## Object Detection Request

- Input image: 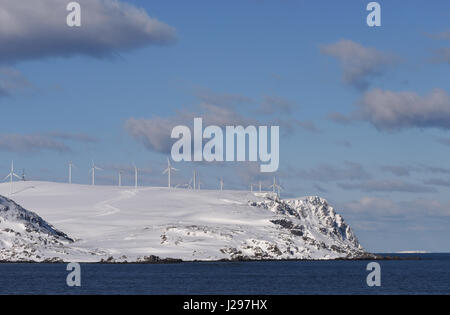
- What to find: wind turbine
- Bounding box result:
[196,172,202,190]
[269,177,277,193]
[163,158,177,188]
[268,177,283,197]
[68,161,75,184]
[219,178,224,191]
[276,182,283,197]
[193,170,197,191]
[133,164,138,189]
[4,161,20,195]
[118,171,122,187]
[89,161,102,186]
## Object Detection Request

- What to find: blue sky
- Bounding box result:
[1,0,450,252]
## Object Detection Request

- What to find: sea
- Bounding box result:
[0,253,448,295]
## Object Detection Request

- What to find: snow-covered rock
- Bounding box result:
[0,195,95,262]
[0,181,371,262]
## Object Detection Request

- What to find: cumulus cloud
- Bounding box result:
[338,180,437,193]
[332,88,450,131]
[320,40,398,90]
[125,102,257,154]
[356,88,450,131]
[125,117,177,154]
[0,0,176,64]
[126,87,318,154]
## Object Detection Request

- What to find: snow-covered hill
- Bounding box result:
[0,181,370,262]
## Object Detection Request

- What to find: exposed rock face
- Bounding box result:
[243,194,368,260]
[0,195,73,241]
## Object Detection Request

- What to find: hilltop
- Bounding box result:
[0,181,370,262]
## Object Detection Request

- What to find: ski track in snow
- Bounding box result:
[92,190,136,218]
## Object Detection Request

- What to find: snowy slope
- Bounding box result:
[0,181,370,262]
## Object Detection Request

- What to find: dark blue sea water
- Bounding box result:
[0,253,448,294]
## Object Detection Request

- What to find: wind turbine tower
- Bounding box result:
[90,161,102,186]
[118,171,122,187]
[134,165,138,189]
[163,158,178,188]
[220,178,224,191]
[193,170,197,191]
[4,161,20,195]
[68,162,75,184]
[196,172,202,190]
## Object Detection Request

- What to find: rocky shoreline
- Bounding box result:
[0,253,421,264]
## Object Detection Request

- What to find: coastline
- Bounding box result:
[0,253,422,264]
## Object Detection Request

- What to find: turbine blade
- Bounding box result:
[4,174,11,181]
[13,173,21,179]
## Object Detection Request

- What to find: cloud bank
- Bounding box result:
[0,0,176,64]
[357,88,450,131]
[331,88,450,131]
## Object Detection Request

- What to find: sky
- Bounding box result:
[1,0,450,252]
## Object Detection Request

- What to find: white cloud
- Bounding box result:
[321,40,398,90]
[0,0,176,64]
[358,88,450,131]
